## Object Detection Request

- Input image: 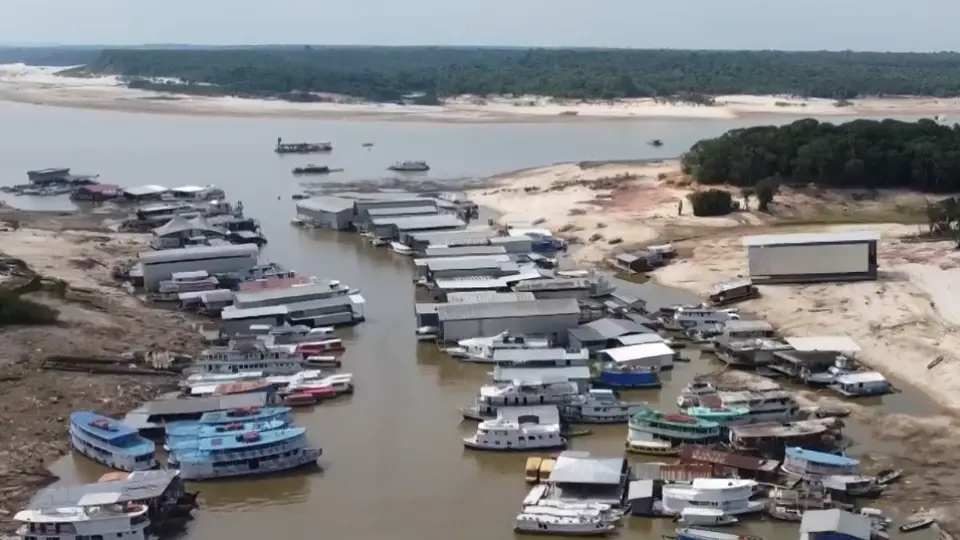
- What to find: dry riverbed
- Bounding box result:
[472,160,960,526]
[0,214,203,529]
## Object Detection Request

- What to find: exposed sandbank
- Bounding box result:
[3,64,960,122]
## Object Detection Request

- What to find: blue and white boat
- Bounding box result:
[165,419,289,450]
[69,411,157,471]
[594,367,661,389]
[675,528,763,540]
[167,427,321,480]
[164,406,293,435]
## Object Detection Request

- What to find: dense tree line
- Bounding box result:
[83,47,960,102]
[682,119,960,194]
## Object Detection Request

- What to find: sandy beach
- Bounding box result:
[3,63,960,122]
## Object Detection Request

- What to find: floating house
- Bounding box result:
[408,228,497,252]
[122,185,170,202]
[490,348,591,367]
[782,447,860,479]
[295,197,355,230]
[232,281,353,309]
[436,298,580,344]
[424,245,508,258]
[599,342,675,371]
[513,276,617,300]
[542,451,630,505]
[799,509,872,540]
[493,366,592,392]
[72,183,120,201]
[508,228,564,252]
[567,318,656,353]
[613,250,662,273]
[677,445,780,481]
[430,268,546,298]
[417,255,515,281]
[728,419,844,458]
[354,197,438,225]
[138,244,259,292]
[220,295,365,334]
[370,214,465,241]
[830,372,891,397]
[742,230,879,284]
[708,278,760,306]
[122,393,269,438]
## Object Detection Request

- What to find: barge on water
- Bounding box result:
[275,138,332,154]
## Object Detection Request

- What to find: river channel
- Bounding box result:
[0,100,943,540]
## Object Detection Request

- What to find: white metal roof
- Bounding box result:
[296,196,355,213]
[170,185,207,193]
[138,243,258,265]
[370,214,465,229]
[494,365,591,382]
[800,509,871,540]
[491,348,590,363]
[549,451,625,485]
[615,333,666,346]
[433,266,545,290]
[437,298,579,321]
[600,342,674,363]
[834,371,887,384]
[423,255,512,272]
[784,336,861,353]
[446,291,535,304]
[742,230,880,247]
[122,184,169,197]
[497,405,561,424]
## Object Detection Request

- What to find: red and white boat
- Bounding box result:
[283,393,320,407]
[297,339,345,356]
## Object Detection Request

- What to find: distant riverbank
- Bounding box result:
[3,64,960,123]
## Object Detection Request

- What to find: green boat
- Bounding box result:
[628,409,722,445]
[682,406,750,425]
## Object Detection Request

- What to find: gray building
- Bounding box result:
[545,451,630,505]
[415,291,534,327]
[493,365,592,391]
[436,298,580,344]
[220,294,365,334]
[627,480,655,516]
[355,197,437,225]
[370,214,466,241]
[490,235,534,254]
[138,244,259,292]
[366,204,438,220]
[295,197,355,230]
[799,509,871,540]
[408,228,496,252]
[424,245,508,258]
[743,230,879,284]
[567,317,656,353]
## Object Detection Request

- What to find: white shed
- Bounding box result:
[599,342,674,369]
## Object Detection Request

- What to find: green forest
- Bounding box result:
[80,47,960,102]
[682,118,960,193]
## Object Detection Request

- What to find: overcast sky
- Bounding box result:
[3,0,957,51]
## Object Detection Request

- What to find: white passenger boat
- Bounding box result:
[562,389,646,424]
[676,381,717,407]
[514,513,616,536]
[677,508,738,526]
[461,379,580,420]
[661,478,764,516]
[703,389,800,423]
[283,373,354,396]
[389,242,414,255]
[14,502,151,540]
[522,505,624,522]
[167,427,321,480]
[463,418,566,452]
[660,306,740,331]
[189,342,305,376]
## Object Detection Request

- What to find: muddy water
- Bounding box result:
[0,100,942,539]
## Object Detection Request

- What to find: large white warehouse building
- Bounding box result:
[742,230,879,284]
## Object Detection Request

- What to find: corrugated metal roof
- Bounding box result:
[425,245,508,258]
[447,291,536,304]
[513,278,590,292]
[490,236,532,246]
[580,318,650,339]
[233,283,347,307]
[723,320,774,332]
[494,365,591,382]
[835,371,887,384]
[220,304,288,320]
[424,255,512,272]
[742,230,880,247]
[410,228,495,243]
[784,336,861,353]
[800,509,871,540]
[31,470,179,509]
[601,342,674,362]
[142,393,266,415]
[370,214,465,229]
[491,348,590,363]
[615,333,665,346]
[437,298,579,321]
[633,463,713,482]
[296,197,355,213]
[138,244,258,264]
[366,205,437,217]
[549,452,625,485]
[433,266,546,291]
[122,184,169,197]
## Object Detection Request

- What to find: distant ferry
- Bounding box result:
[292,164,331,174]
[167,427,322,480]
[388,160,430,172]
[69,411,157,471]
[275,138,332,154]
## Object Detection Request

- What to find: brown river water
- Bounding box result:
[0,101,944,540]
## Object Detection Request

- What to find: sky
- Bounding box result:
[2,0,958,51]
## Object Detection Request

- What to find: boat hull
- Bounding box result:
[174,447,321,480]
[514,525,615,536]
[594,370,661,389]
[69,425,157,472]
[463,438,566,452]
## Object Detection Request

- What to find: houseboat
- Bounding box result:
[282,373,354,396]
[14,502,151,540]
[661,478,764,516]
[660,306,740,331]
[275,140,332,154]
[628,409,722,449]
[700,390,800,423]
[388,160,430,172]
[460,379,580,420]
[296,338,346,355]
[167,427,321,480]
[190,342,305,376]
[681,406,750,426]
[292,164,330,175]
[677,508,738,527]
[561,389,646,424]
[464,419,566,451]
[712,337,793,368]
[514,513,616,536]
[168,406,293,430]
[593,365,661,389]
[781,447,861,478]
[444,331,551,362]
[165,419,289,447]
[677,381,717,407]
[69,411,157,471]
[708,278,760,306]
[829,372,891,397]
[768,350,859,386]
[689,320,775,347]
[728,418,845,457]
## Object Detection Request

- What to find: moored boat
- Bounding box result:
[629,409,722,446]
[625,437,680,456]
[69,411,157,471]
[593,366,661,389]
[681,405,750,426]
[676,508,738,527]
[514,512,616,536]
[283,392,321,407]
[292,164,331,174]
[14,502,151,540]
[165,419,289,443]
[167,427,321,480]
[661,479,764,516]
[766,505,803,522]
[525,457,544,483]
[674,528,763,540]
[390,242,414,255]
[388,160,430,172]
[562,389,646,424]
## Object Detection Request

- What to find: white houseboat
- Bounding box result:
[514,513,616,536]
[660,306,740,331]
[463,406,566,452]
[661,478,764,516]
[14,502,151,540]
[445,331,552,362]
[69,412,157,471]
[561,389,646,424]
[829,372,891,397]
[700,389,800,423]
[781,447,861,479]
[189,342,304,376]
[461,378,580,420]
